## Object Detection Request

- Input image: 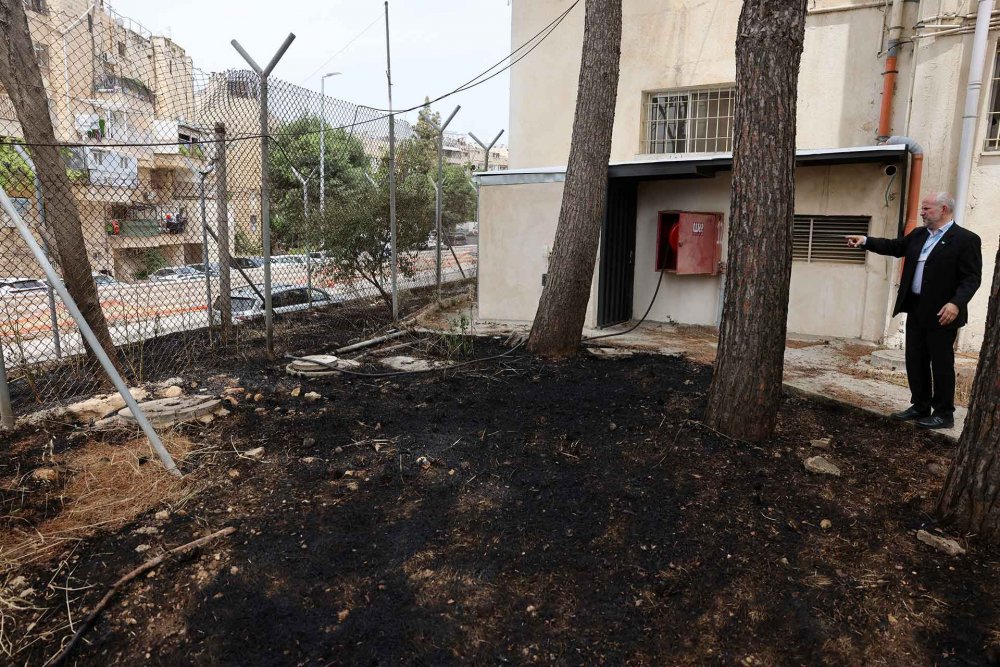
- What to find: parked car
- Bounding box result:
[213,284,340,322]
[93,272,118,287]
[0,277,48,295]
[148,266,202,283]
[444,232,468,246]
[272,254,306,266]
[187,262,220,277]
[231,256,262,270]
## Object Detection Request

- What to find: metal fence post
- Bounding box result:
[0,186,179,476]
[0,347,14,429]
[215,123,232,342]
[435,106,460,301]
[232,33,296,358]
[198,166,214,335]
[385,0,399,321]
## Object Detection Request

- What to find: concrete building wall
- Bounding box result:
[506,0,1000,350]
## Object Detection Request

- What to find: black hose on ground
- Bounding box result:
[582,270,665,343]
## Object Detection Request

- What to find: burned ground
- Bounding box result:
[2,329,998,666]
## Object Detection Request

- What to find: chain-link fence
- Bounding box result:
[0,2,478,416]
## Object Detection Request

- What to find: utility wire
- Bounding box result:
[300,11,384,84]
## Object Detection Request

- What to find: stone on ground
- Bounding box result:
[804,456,842,477]
[916,529,966,556]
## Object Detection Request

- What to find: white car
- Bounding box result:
[214,284,340,322]
[149,266,203,283]
[93,273,119,287]
[271,255,307,266]
[0,277,48,295]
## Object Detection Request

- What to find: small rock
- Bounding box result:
[154,510,170,521]
[773,451,782,459]
[230,566,240,575]
[337,609,350,623]
[221,387,245,397]
[135,544,151,553]
[301,457,317,464]
[304,392,322,402]
[810,437,833,449]
[159,385,184,399]
[254,407,267,415]
[820,519,832,530]
[303,437,316,448]
[291,387,301,397]
[213,408,231,417]
[779,557,789,566]
[134,526,159,535]
[416,456,431,469]
[245,447,265,461]
[198,414,215,424]
[927,463,948,477]
[253,393,264,402]
[916,529,966,556]
[804,456,841,477]
[334,446,344,454]
[227,469,240,479]
[31,468,59,483]
[526,604,537,613]
[346,481,359,492]
[609,422,618,432]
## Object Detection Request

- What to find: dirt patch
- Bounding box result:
[2,335,998,666]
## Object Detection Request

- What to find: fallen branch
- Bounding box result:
[45,526,236,666]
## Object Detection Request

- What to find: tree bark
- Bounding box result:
[937,245,1000,543]
[0,0,125,378]
[703,0,807,441]
[526,0,622,358]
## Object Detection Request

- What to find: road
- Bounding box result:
[1,246,477,368]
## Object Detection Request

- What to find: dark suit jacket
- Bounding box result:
[864,224,982,329]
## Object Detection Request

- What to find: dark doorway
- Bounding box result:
[597,179,637,327]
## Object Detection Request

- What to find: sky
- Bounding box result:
[107,0,514,141]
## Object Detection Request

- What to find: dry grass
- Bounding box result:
[0,434,200,658]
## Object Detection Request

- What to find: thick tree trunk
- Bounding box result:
[0,0,125,378]
[526,0,622,358]
[937,245,1000,543]
[703,0,807,441]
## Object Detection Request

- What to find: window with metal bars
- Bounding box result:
[985,45,1000,152]
[643,86,734,154]
[793,216,870,264]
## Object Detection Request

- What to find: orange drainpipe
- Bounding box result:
[878,53,899,140]
[903,151,923,234]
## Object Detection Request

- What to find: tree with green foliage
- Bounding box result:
[267,115,369,250]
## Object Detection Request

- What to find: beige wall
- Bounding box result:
[480,162,903,341]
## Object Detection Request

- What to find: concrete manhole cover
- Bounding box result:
[286,355,361,377]
[870,349,906,371]
[118,395,222,427]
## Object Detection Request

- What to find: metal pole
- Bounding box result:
[0,186,179,475]
[0,345,13,429]
[13,145,63,358]
[435,106,460,301]
[215,123,233,342]
[232,33,296,358]
[385,1,399,321]
[199,170,213,334]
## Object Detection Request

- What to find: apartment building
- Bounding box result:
[478,0,1000,352]
[1,0,227,280]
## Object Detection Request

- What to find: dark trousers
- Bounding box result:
[905,298,957,416]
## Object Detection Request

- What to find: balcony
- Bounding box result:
[106,218,200,249]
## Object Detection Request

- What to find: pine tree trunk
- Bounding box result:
[703,0,807,441]
[527,0,622,358]
[0,0,126,379]
[937,245,1000,543]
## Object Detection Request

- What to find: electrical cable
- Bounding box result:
[301,11,384,84]
[284,341,525,379]
[582,270,665,343]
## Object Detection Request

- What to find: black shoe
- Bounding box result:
[916,414,954,430]
[891,406,931,421]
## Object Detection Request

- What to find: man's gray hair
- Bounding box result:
[934,192,956,212]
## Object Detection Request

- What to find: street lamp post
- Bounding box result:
[319,72,341,216]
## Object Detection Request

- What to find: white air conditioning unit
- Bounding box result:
[101,52,116,66]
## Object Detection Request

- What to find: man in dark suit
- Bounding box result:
[845,192,982,429]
